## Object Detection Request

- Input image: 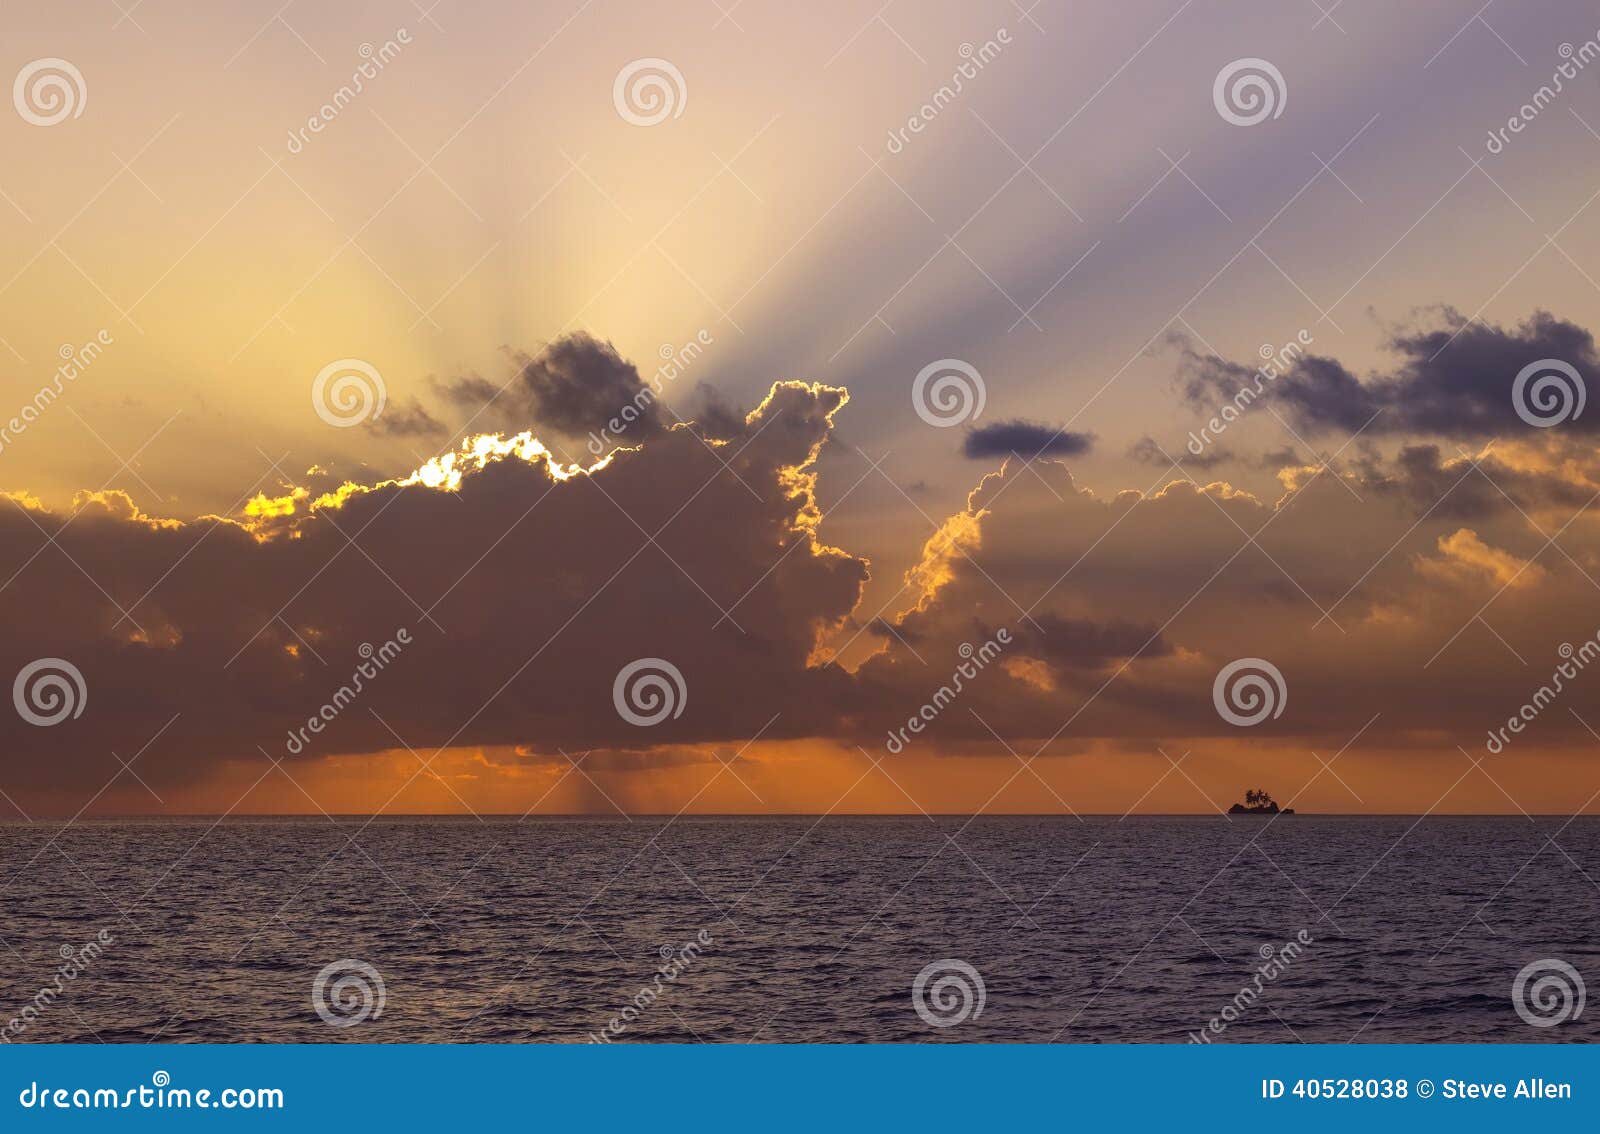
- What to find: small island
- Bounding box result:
[1228,788,1294,815]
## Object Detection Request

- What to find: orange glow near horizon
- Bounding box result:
[49,740,1600,819]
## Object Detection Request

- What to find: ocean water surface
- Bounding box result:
[1,815,1595,1043]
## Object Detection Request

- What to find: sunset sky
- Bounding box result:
[5,0,1600,815]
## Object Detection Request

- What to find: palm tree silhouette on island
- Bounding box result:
[1229,788,1294,815]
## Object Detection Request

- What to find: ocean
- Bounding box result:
[1,815,1595,1042]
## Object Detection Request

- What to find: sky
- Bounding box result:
[4,0,1600,815]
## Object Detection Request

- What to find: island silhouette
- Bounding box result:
[1228,788,1294,815]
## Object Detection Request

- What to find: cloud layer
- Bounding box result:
[3,321,1599,804]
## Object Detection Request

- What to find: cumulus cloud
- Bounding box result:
[963,420,1094,459]
[849,431,1600,753]
[0,381,863,793]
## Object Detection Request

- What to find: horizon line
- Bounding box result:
[6,810,1600,821]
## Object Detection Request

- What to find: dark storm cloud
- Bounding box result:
[514,334,669,439]
[963,420,1094,459]
[433,334,670,441]
[1180,311,1599,438]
